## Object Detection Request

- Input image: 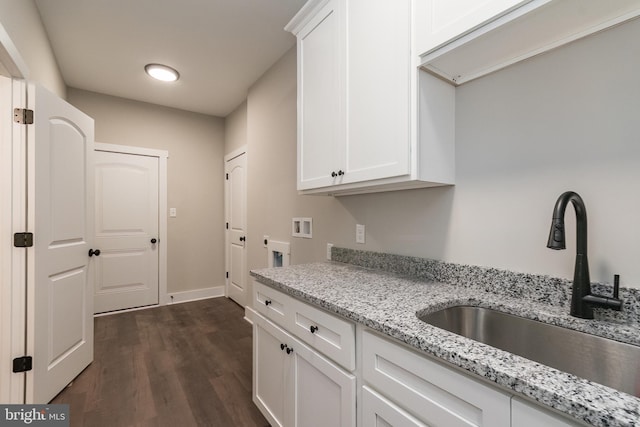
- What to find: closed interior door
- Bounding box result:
[28,83,94,403]
[225,152,247,306]
[93,150,159,313]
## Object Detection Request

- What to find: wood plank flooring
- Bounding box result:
[52,297,269,427]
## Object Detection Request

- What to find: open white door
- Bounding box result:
[225,149,247,307]
[26,83,94,403]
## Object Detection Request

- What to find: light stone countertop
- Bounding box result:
[251,260,640,427]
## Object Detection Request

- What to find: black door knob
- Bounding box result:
[310,325,318,334]
[331,171,337,177]
[88,249,101,257]
[286,347,294,355]
[265,300,272,306]
[338,170,344,176]
[151,238,157,244]
[239,236,246,242]
[280,343,287,351]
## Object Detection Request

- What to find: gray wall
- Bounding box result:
[225,100,247,154]
[68,88,226,294]
[0,0,66,97]
[245,18,640,292]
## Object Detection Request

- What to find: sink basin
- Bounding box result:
[418,306,640,397]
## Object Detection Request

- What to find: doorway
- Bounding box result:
[93,143,168,313]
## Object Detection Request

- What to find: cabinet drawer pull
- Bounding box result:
[265,300,272,306]
[310,325,319,334]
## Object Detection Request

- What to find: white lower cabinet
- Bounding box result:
[361,329,511,427]
[253,311,356,427]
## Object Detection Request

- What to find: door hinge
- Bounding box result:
[13,232,33,247]
[226,272,229,279]
[13,108,34,125]
[12,356,33,373]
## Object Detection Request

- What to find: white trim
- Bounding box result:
[168,286,225,305]
[93,142,169,307]
[0,23,29,79]
[95,142,168,159]
[0,78,27,404]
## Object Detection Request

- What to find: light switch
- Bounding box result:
[170,208,177,217]
[356,224,365,244]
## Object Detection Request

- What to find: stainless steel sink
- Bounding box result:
[418,306,640,397]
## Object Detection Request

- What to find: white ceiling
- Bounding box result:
[35,0,306,117]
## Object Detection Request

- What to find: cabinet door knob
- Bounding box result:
[338,170,344,176]
[310,325,318,334]
[239,236,246,242]
[280,343,287,351]
[88,249,101,257]
[331,171,337,178]
[286,347,294,355]
[151,238,157,244]
[265,300,272,306]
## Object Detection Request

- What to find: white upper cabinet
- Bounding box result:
[345,0,411,185]
[415,0,529,55]
[417,0,640,85]
[295,0,346,190]
[287,0,455,195]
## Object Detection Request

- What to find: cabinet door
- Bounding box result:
[253,315,288,427]
[511,397,585,427]
[288,336,356,427]
[415,0,529,55]
[345,0,411,184]
[362,386,427,427]
[297,0,346,190]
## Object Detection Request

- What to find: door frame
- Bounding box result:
[0,23,29,404]
[94,142,169,307]
[224,145,247,306]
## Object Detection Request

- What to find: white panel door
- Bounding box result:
[225,152,247,306]
[93,150,159,313]
[27,83,94,403]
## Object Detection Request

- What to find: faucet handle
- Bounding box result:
[613,274,620,299]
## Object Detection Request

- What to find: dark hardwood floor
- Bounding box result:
[52,297,269,427]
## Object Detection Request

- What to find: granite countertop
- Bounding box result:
[250,258,640,427]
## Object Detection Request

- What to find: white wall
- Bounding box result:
[68,88,226,294]
[245,18,640,290]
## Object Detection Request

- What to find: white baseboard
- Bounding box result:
[168,286,225,305]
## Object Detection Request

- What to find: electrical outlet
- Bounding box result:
[169,208,177,217]
[356,224,365,244]
[327,243,333,260]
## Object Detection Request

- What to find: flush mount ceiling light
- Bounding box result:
[144,64,180,82]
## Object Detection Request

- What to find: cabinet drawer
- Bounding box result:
[289,296,355,371]
[362,385,427,427]
[253,280,291,328]
[362,330,511,427]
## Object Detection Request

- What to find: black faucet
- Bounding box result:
[547,191,623,318]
